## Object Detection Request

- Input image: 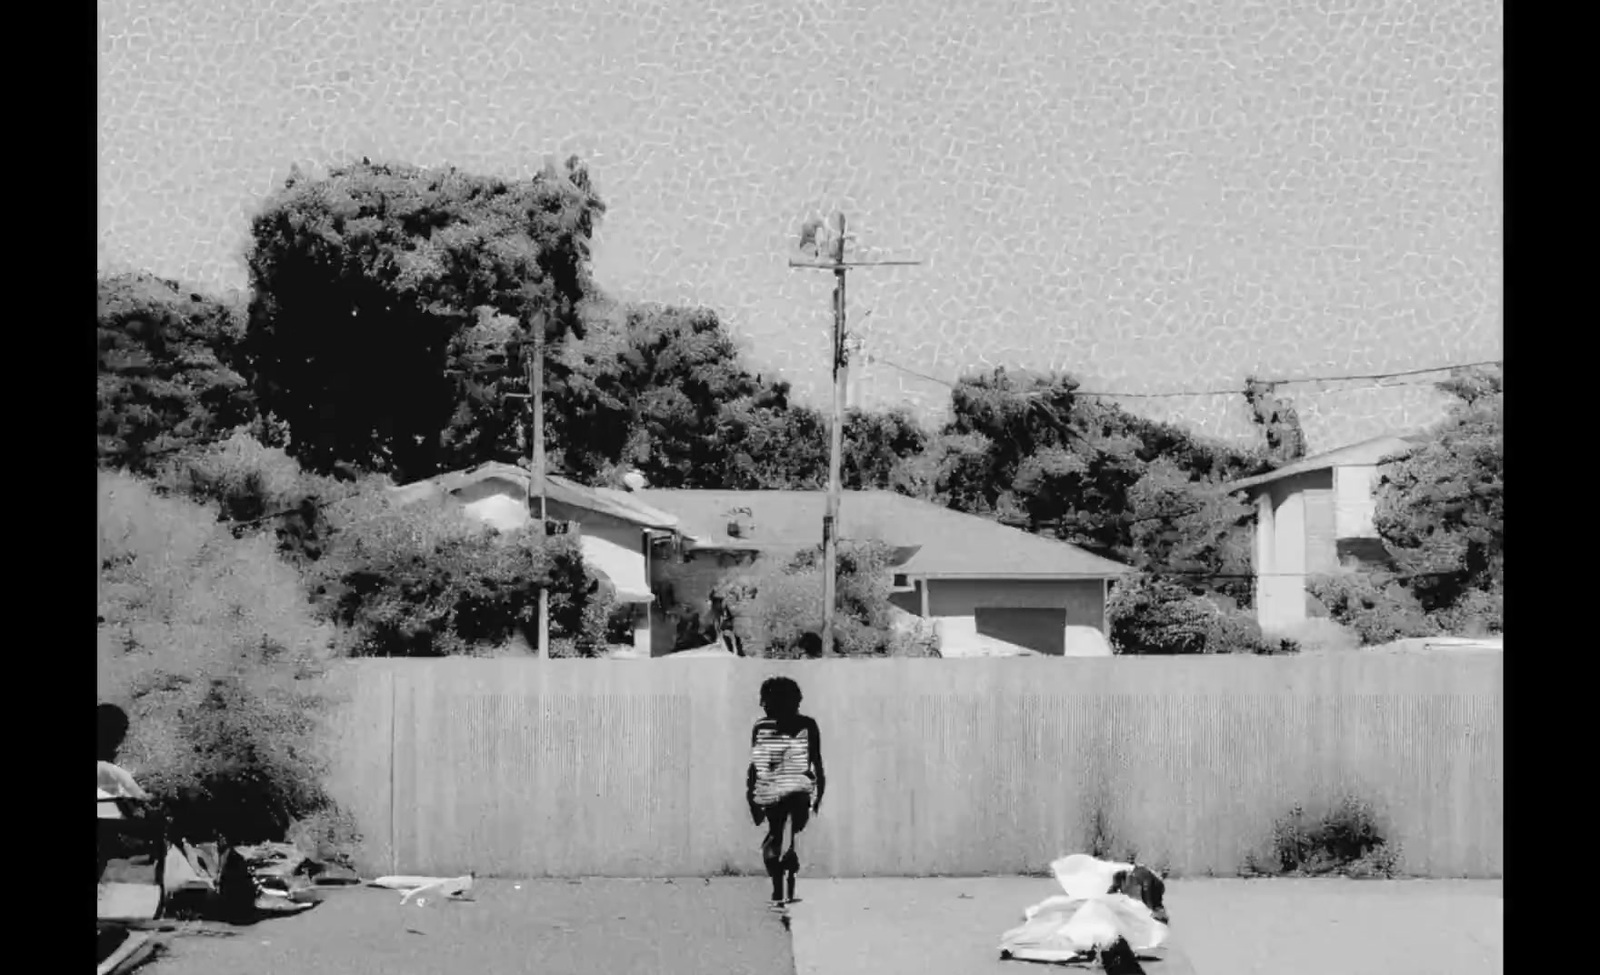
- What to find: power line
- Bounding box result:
[1131,567,1466,582]
[866,357,1503,399]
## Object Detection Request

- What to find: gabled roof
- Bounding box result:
[629,488,1132,580]
[390,462,683,531]
[1224,434,1429,495]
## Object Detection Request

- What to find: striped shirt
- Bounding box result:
[749,716,821,807]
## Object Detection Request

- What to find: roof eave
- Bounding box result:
[1224,437,1426,494]
[907,569,1133,581]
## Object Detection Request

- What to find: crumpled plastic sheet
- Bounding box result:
[999,854,1170,965]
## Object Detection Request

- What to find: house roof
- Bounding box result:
[629,488,1132,580]
[390,462,683,531]
[1223,434,1429,495]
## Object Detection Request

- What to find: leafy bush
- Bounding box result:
[158,429,347,560]
[97,273,255,474]
[97,471,350,852]
[715,541,911,657]
[1245,795,1402,879]
[1109,575,1292,654]
[311,492,607,656]
[1307,570,1439,646]
[1264,618,1363,654]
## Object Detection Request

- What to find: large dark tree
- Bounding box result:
[552,300,926,490]
[97,273,255,473]
[906,368,1269,607]
[554,301,796,485]
[243,157,604,482]
[1372,367,1503,631]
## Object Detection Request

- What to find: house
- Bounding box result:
[387,463,685,655]
[630,488,1132,657]
[1225,434,1428,633]
[394,467,1132,657]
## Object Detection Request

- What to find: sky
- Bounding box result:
[98,0,1501,451]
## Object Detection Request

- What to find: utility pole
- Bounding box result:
[527,309,550,659]
[789,213,920,655]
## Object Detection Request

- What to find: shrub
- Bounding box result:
[311,492,607,656]
[97,471,351,852]
[1307,569,1439,646]
[716,541,909,657]
[1265,618,1363,654]
[1109,574,1291,654]
[1426,584,1503,639]
[157,429,347,560]
[1245,795,1402,879]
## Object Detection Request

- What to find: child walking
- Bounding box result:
[746,676,825,909]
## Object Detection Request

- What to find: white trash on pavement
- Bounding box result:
[371,873,476,905]
[999,854,1170,965]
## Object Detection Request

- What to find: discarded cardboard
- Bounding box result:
[97,929,160,975]
[98,882,162,923]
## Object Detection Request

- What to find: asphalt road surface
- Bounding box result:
[147,878,796,975]
[787,877,1503,975]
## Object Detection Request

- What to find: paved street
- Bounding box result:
[787,877,1503,975]
[146,875,1503,975]
[147,879,795,975]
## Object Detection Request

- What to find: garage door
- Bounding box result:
[973,607,1067,655]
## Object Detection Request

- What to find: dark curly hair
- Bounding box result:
[97,703,129,762]
[759,676,803,717]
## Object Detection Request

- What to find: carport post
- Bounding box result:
[1102,577,1110,638]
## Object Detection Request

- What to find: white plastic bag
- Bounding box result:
[999,855,1169,964]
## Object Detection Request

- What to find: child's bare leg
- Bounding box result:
[783,809,803,902]
[761,811,787,903]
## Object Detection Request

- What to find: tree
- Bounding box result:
[925,369,1264,592]
[550,299,928,491]
[1371,368,1503,633]
[843,407,928,489]
[243,157,605,482]
[553,301,798,485]
[1243,377,1308,467]
[97,273,256,473]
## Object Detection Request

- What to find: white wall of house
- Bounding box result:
[922,578,1109,657]
[1334,464,1382,538]
[1251,467,1353,633]
[456,479,532,532]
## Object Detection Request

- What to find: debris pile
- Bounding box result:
[998,854,1171,971]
